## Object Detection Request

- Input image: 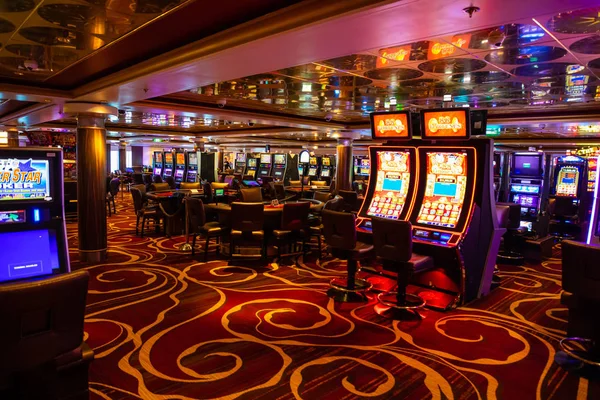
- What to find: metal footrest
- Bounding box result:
[377,292,425,310]
[559,337,600,367]
[497,251,524,264]
[329,277,372,293]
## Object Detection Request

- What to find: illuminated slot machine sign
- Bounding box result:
[416,151,468,229]
[366,150,411,219]
[588,157,597,192]
[0,158,51,201]
[176,152,185,166]
[556,166,580,197]
[421,109,470,140]
[164,152,173,165]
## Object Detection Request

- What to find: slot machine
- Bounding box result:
[0,148,70,284]
[357,111,417,232]
[257,154,273,178]
[493,152,502,201]
[319,156,334,184]
[152,151,163,177]
[353,156,370,181]
[245,156,259,177]
[508,152,544,229]
[551,155,588,216]
[298,150,310,179]
[584,156,597,220]
[307,156,320,179]
[174,150,186,183]
[162,151,174,179]
[407,108,501,309]
[185,151,199,183]
[587,156,600,245]
[271,154,287,180]
[234,153,247,174]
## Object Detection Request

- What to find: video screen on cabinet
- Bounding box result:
[322,157,330,166]
[0,158,51,201]
[366,151,411,220]
[556,166,579,197]
[164,153,173,164]
[415,151,469,230]
[0,229,60,283]
[513,154,542,176]
[248,158,257,167]
[188,153,198,165]
[176,153,185,165]
[260,154,272,164]
[155,152,163,162]
[273,154,286,164]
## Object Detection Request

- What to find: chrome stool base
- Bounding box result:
[376,292,426,319]
[559,337,600,367]
[328,277,372,302]
[497,251,524,264]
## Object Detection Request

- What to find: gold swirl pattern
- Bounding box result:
[73,198,595,399]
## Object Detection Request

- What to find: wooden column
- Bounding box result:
[7,128,19,147]
[335,138,353,193]
[65,103,117,263]
[119,143,127,171]
[132,146,144,166]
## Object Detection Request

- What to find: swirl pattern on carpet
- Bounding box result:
[72,198,598,399]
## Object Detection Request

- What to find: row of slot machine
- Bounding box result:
[297,154,335,183]
[230,153,300,184]
[356,108,502,309]
[493,151,598,240]
[152,150,216,183]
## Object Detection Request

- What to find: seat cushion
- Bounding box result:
[348,241,374,259]
[200,222,226,234]
[273,229,307,238]
[231,230,264,240]
[409,253,434,273]
[310,225,323,234]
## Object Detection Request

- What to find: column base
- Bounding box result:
[79,249,107,263]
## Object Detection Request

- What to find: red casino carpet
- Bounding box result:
[71,197,599,399]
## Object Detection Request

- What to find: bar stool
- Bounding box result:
[230,202,266,260]
[371,217,433,318]
[322,209,374,302]
[273,202,310,260]
[186,198,229,261]
[310,196,345,259]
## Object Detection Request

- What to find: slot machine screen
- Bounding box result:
[260,154,272,164]
[366,151,410,220]
[176,153,185,165]
[422,109,470,139]
[236,153,247,163]
[273,154,286,164]
[308,168,317,176]
[416,151,468,229]
[556,166,579,197]
[248,159,257,167]
[322,157,330,166]
[309,157,317,165]
[361,159,370,168]
[513,154,541,176]
[321,169,330,177]
[0,158,51,201]
[0,229,60,283]
[588,157,597,192]
[154,168,162,176]
[156,153,163,163]
[175,170,184,179]
[164,168,172,176]
[164,153,173,164]
[188,153,198,165]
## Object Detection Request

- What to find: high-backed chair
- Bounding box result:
[186,197,228,261]
[274,183,286,200]
[371,217,434,317]
[338,190,360,213]
[149,182,170,192]
[322,209,374,302]
[180,182,201,190]
[0,271,93,399]
[313,191,331,203]
[211,182,229,191]
[132,173,144,184]
[131,188,163,237]
[548,197,580,240]
[302,176,310,185]
[240,187,263,203]
[289,180,302,187]
[152,174,163,184]
[143,174,154,191]
[165,176,176,189]
[310,196,345,259]
[311,180,327,187]
[202,181,214,203]
[496,202,525,264]
[230,202,266,260]
[352,180,366,196]
[106,178,120,216]
[558,240,600,366]
[273,202,310,259]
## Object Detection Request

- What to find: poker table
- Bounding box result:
[204,199,323,230]
[146,189,205,237]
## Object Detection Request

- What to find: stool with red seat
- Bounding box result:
[322,209,374,302]
[371,217,434,318]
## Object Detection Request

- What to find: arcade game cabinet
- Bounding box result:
[353,156,370,181]
[162,151,174,179]
[549,155,588,239]
[272,153,299,185]
[587,156,600,245]
[319,156,334,184]
[298,150,310,179]
[246,156,259,178]
[174,150,186,184]
[257,154,272,178]
[234,153,247,174]
[0,148,70,283]
[307,156,320,180]
[186,151,199,183]
[153,151,163,177]
[508,152,544,230]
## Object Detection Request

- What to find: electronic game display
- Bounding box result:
[321,169,330,177]
[176,153,185,165]
[156,152,163,162]
[260,154,272,164]
[188,153,198,165]
[416,151,468,229]
[588,157,597,192]
[309,157,317,165]
[274,154,286,164]
[248,158,257,167]
[322,157,330,166]
[556,166,579,197]
[370,112,411,139]
[236,153,247,162]
[164,153,173,164]
[0,158,51,201]
[175,170,184,179]
[367,151,411,220]
[422,109,470,139]
[513,154,542,176]
[0,229,61,282]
